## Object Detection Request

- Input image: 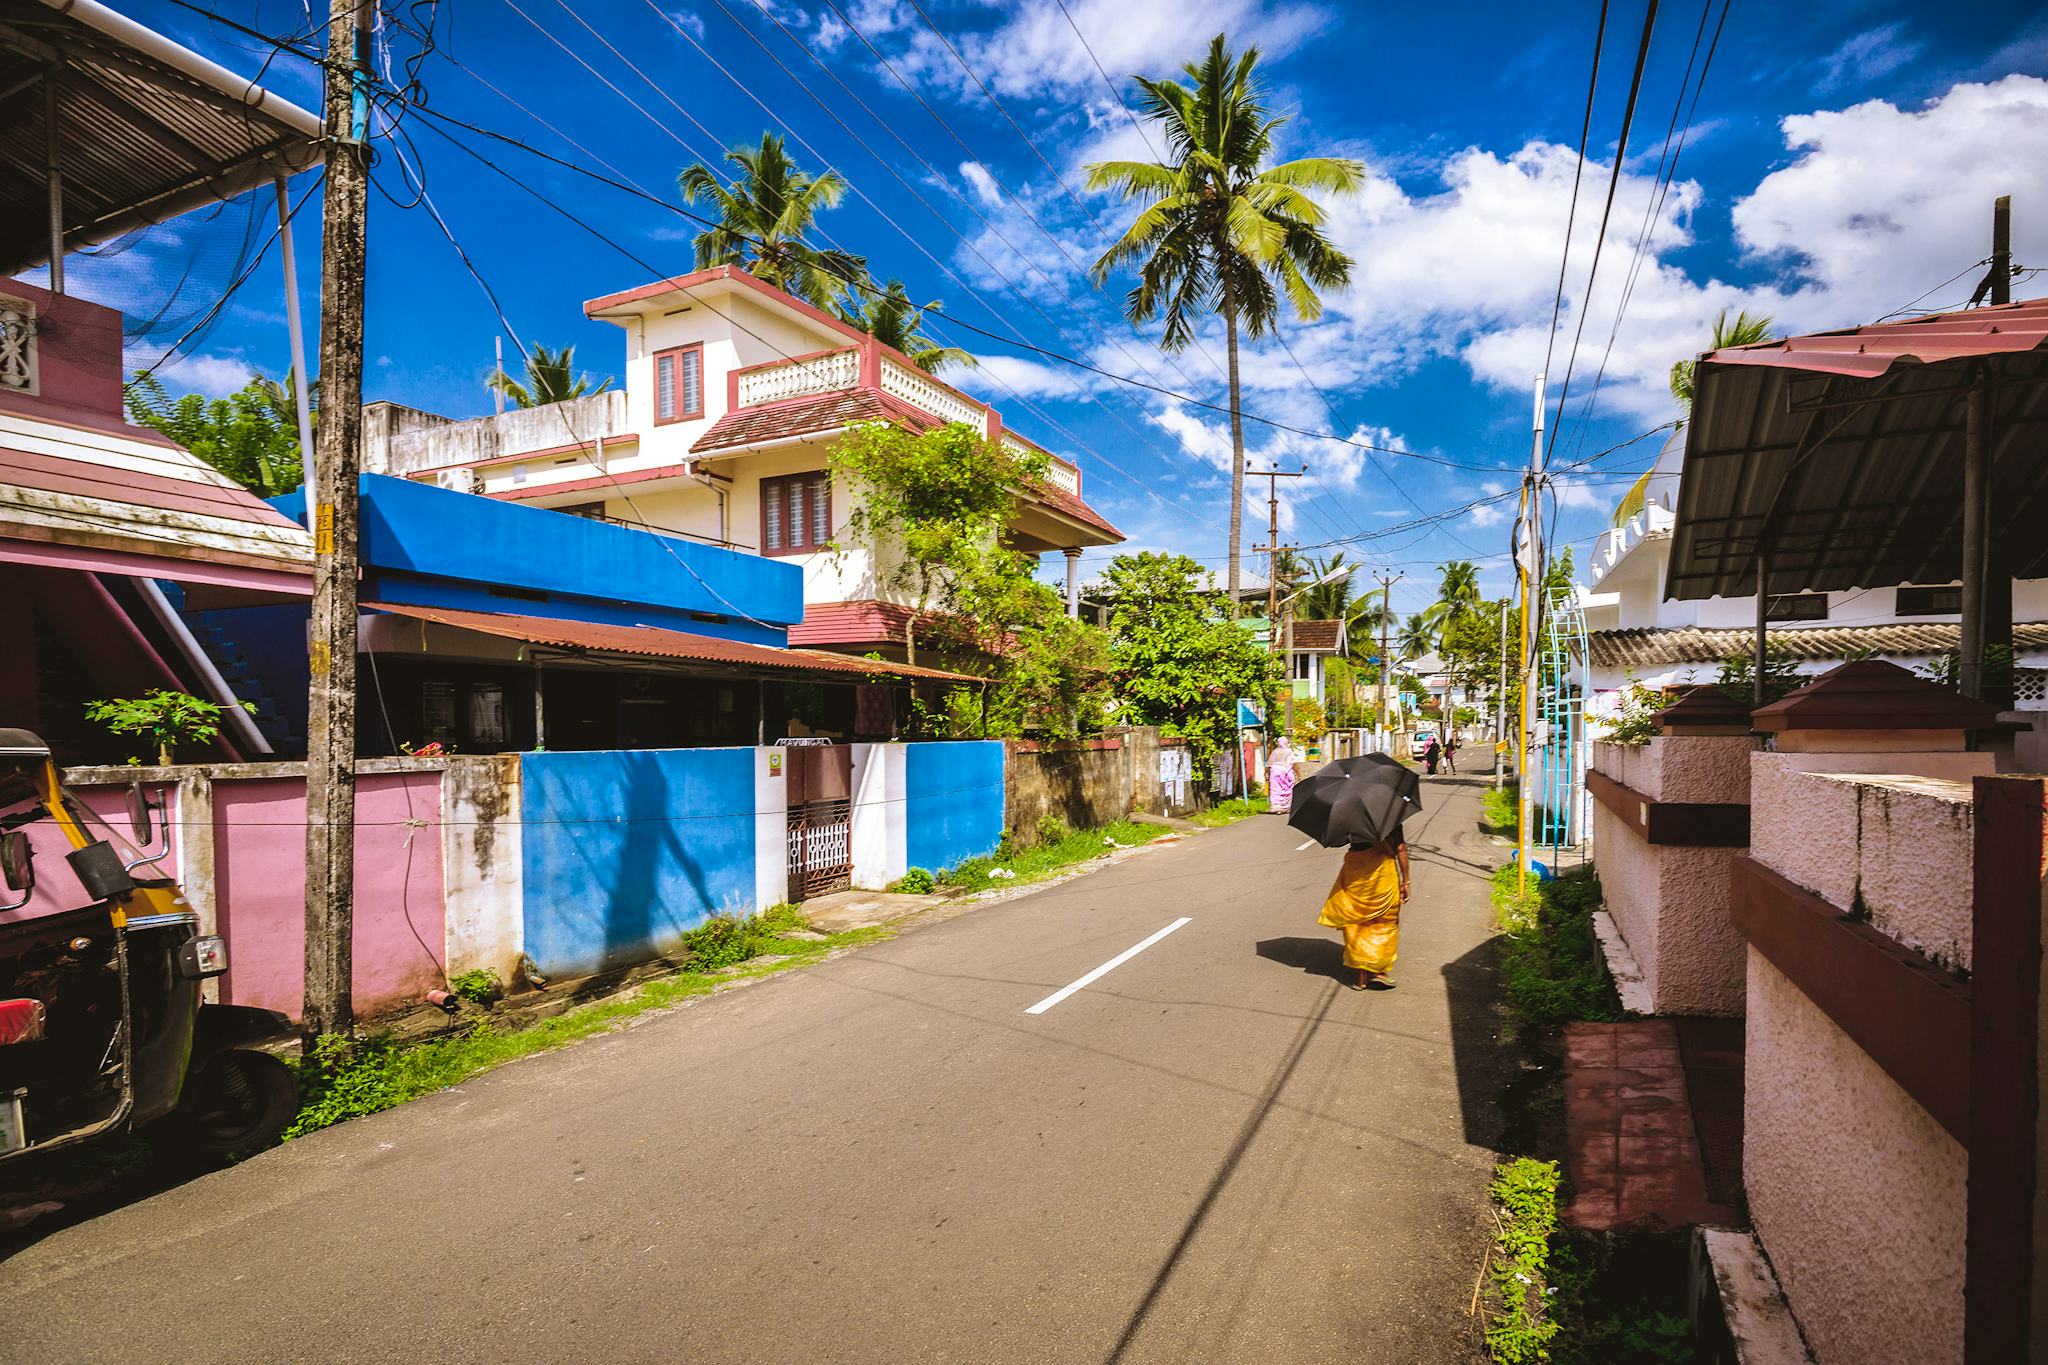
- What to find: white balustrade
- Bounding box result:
[736,347,860,407]
[0,296,37,394]
[1002,432,1080,495]
[879,356,985,430]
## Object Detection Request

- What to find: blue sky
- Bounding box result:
[77,0,2048,621]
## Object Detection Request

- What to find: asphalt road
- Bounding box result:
[0,776,1510,1363]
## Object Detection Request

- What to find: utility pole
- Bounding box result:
[1372,569,1402,753]
[1517,373,1546,894]
[1963,195,2014,705]
[303,0,371,1041]
[1250,465,1305,743]
[494,335,506,415]
[1493,598,1509,790]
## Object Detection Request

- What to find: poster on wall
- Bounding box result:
[469,684,507,747]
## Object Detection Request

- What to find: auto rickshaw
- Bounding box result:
[0,729,297,1165]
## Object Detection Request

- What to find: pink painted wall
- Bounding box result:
[213,773,446,1018]
[0,781,181,928]
[0,276,127,418]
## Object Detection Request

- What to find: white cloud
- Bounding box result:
[972,352,1094,398]
[876,0,1330,103]
[960,162,1002,207]
[149,350,262,395]
[1817,22,1922,92]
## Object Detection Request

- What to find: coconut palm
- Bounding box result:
[840,280,976,376]
[680,133,867,312]
[1398,612,1436,661]
[1669,308,1775,408]
[1297,552,1354,619]
[1085,34,1363,607]
[487,344,614,409]
[1423,560,1483,635]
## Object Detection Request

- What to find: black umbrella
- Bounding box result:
[1287,754,1424,849]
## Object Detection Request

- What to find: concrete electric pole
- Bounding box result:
[303,0,371,1041]
[1372,569,1401,753]
[1517,373,1546,894]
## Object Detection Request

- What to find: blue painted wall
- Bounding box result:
[904,742,1005,873]
[520,748,758,976]
[276,476,802,643]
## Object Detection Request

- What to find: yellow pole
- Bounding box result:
[1515,479,1531,898]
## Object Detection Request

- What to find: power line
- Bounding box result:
[1541,0,1613,393]
[1545,0,1662,463]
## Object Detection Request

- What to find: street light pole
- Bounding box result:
[1494,598,1509,791]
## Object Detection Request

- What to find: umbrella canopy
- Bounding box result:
[1287,754,1423,850]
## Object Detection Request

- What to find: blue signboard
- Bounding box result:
[1237,698,1265,729]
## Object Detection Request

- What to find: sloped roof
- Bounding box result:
[364,601,982,683]
[1027,479,1121,540]
[790,598,917,648]
[691,388,940,454]
[1589,621,2048,670]
[1289,619,1344,652]
[0,405,311,588]
[0,0,320,274]
[1668,297,2048,601]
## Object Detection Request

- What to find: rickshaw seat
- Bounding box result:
[0,997,44,1045]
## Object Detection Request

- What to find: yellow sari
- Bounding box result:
[1318,843,1403,973]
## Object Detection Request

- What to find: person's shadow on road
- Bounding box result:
[1255,936,1350,983]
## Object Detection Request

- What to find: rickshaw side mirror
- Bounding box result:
[68,840,135,904]
[126,781,155,843]
[0,831,31,893]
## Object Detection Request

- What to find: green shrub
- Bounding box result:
[1034,812,1072,847]
[680,914,765,970]
[1603,673,1669,747]
[1481,784,1518,834]
[897,867,935,895]
[448,968,501,1006]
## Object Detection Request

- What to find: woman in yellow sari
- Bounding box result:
[1318,828,1412,989]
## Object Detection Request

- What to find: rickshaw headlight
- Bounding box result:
[176,935,228,979]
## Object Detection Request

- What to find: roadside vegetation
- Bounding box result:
[1480,863,1687,1363]
[943,817,1169,891]
[1480,783,1517,835]
[1192,795,1268,826]
[286,905,881,1139]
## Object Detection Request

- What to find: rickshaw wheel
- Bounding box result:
[174,1049,299,1161]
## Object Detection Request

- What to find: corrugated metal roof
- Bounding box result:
[1589,621,2048,670]
[364,601,985,684]
[0,0,320,274]
[1666,297,2048,602]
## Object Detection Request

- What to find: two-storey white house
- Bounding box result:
[363,266,1123,657]
[1582,429,2048,717]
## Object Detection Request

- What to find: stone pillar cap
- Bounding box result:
[1748,659,2001,732]
[1653,684,1753,733]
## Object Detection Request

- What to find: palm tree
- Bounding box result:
[1422,560,1483,636]
[1298,552,1353,619]
[487,344,614,409]
[680,133,867,312]
[251,367,316,441]
[1669,308,1775,408]
[1398,612,1435,661]
[1085,34,1363,608]
[840,280,976,376]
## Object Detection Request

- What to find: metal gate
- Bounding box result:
[783,744,852,899]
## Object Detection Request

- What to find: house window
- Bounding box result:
[1896,584,1963,616]
[1765,593,1828,622]
[1293,653,1312,680]
[654,344,704,424]
[761,472,831,555]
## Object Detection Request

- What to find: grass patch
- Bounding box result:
[1484,1158,1692,1365]
[1490,863,1620,1037]
[1481,784,1518,835]
[285,905,880,1140]
[1192,795,1269,827]
[944,819,1167,890]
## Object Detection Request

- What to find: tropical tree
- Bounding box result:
[680,133,867,312]
[839,280,975,376]
[487,344,613,409]
[1084,34,1363,607]
[126,370,303,496]
[1297,552,1354,620]
[1421,559,1484,646]
[1669,308,1775,408]
[1398,613,1435,662]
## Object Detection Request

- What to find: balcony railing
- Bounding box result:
[0,295,37,394]
[878,355,986,431]
[1003,432,1079,495]
[736,346,860,407]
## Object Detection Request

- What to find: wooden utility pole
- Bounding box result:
[1963,195,2015,706]
[303,0,371,1041]
[1251,465,1305,626]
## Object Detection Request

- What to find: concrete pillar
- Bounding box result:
[1064,548,1081,618]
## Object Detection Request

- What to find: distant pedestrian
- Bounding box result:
[1444,735,1459,774]
[1319,827,1412,990]
[1268,737,1297,813]
[1421,734,1441,776]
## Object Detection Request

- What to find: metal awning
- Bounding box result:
[363,602,987,685]
[0,0,321,277]
[1666,297,2048,602]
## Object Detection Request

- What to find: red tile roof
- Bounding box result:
[1704,296,2048,380]
[363,602,982,683]
[1288,619,1344,652]
[789,598,919,648]
[1028,480,1122,540]
[690,389,939,454]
